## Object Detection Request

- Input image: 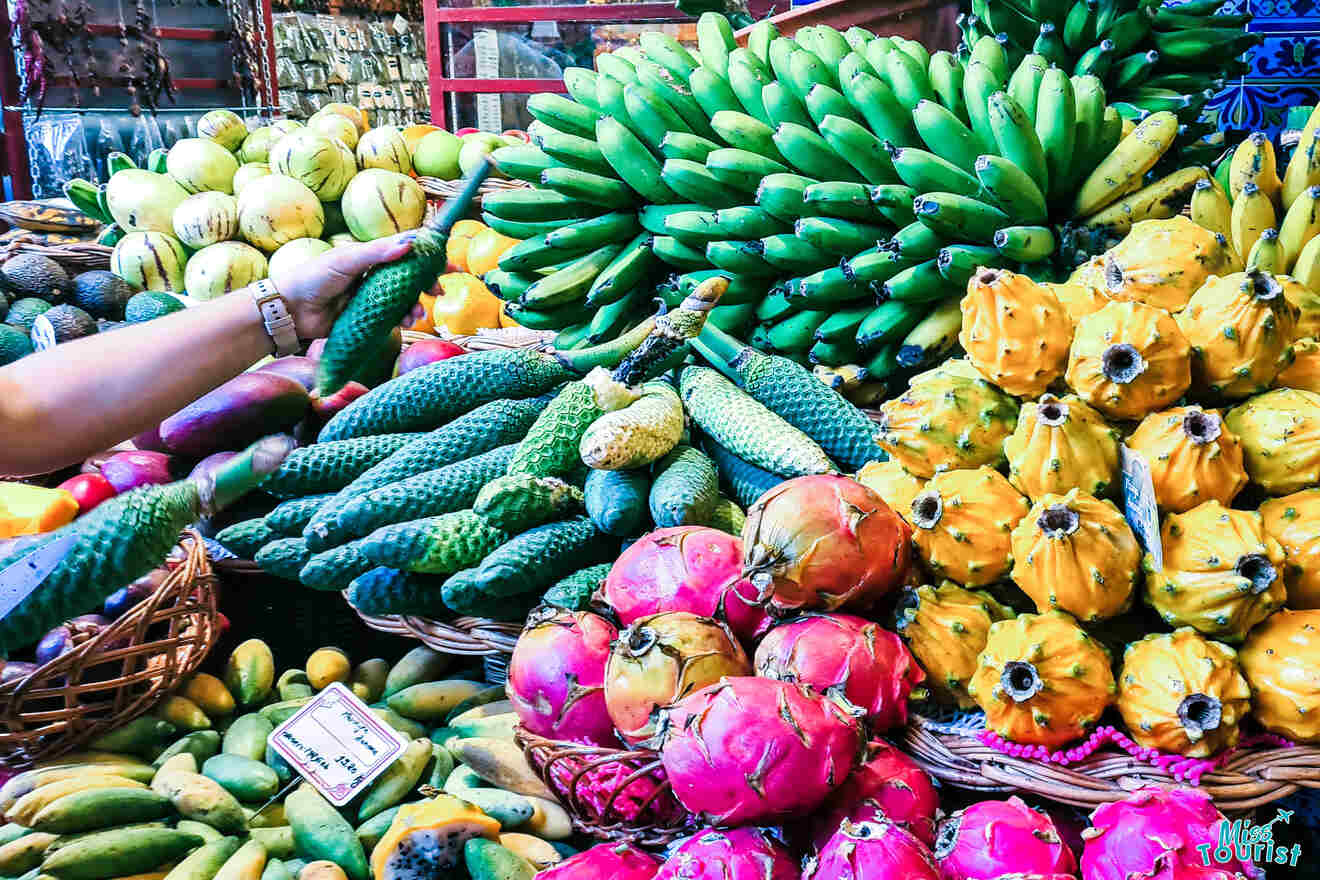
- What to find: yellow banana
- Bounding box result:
[1190,176,1233,239]
[1120,117,1136,139]
[1078,165,1207,236]
[1229,131,1282,208]
[1247,228,1282,274]
[1295,233,1320,295]
[1283,106,1320,208]
[1280,184,1320,273]
[1230,181,1277,260]
[1072,110,1179,218]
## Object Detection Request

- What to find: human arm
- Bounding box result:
[0,233,413,476]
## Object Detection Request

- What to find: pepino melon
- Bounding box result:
[185,241,269,301]
[233,163,272,196]
[105,170,190,234]
[240,128,278,164]
[341,169,425,241]
[112,232,189,293]
[173,192,239,249]
[270,133,355,202]
[411,131,461,180]
[268,238,332,280]
[198,110,248,153]
[238,175,325,252]
[356,126,412,175]
[309,114,360,151]
[167,138,240,195]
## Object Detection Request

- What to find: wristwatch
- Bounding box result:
[250,279,300,357]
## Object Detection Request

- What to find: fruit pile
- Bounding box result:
[471,12,1207,389]
[214,277,885,625]
[960,0,1260,139]
[0,639,588,880]
[1190,104,1320,287]
[868,213,1320,753]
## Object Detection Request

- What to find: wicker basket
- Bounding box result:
[516,727,693,847]
[350,603,521,656]
[418,177,531,201]
[0,236,112,271]
[902,714,1320,813]
[0,531,220,768]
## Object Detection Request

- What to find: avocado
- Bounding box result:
[72,270,137,320]
[125,290,186,323]
[31,304,98,349]
[6,297,52,331]
[0,324,33,365]
[0,253,69,302]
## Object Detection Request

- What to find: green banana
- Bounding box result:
[913,192,1011,243]
[857,298,928,348]
[1006,54,1049,121]
[709,110,786,162]
[963,61,1003,154]
[545,212,640,252]
[691,67,742,119]
[520,242,626,308]
[796,266,867,304]
[842,73,920,147]
[994,224,1057,260]
[714,206,787,238]
[882,259,961,303]
[870,184,920,226]
[755,172,819,222]
[705,240,780,276]
[660,132,722,163]
[661,158,746,208]
[884,47,935,110]
[988,90,1051,196]
[896,296,962,367]
[531,126,613,177]
[766,309,829,352]
[762,81,815,130]
[541,167,636,210]
[596,118,678,205]
[817,115,901,185]
[937,244,1007,286]
[1034,67,1076,201]
[806,83,865,128]
[890,220,947,260]
[802,181,884,222]
[697,12,736,78]
[705,148,791,192]
[640,31,699,81]
[624,82,692,151]
[762,233,836,271]
[663,209,725,246]
[527,93,601,138]
[586,233,655,307]
[795,216,889,255]
[974,154,1049,223]
[912,99,981,173]
[640,203,705,235]
[727,49,773,124]
[652,235,710,269]
[888,144,981,193]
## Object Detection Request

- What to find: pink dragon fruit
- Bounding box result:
[545,753,685,826]
[657,676,862,826]
[538,842,660,880]
[1081,787,1261,880]
[507,607,618,746]
[805,817,942,880]
[655,828,798,880]
[600,526,770,642]
[936,796,1079,880]
[810,740,940,849]
[754,614,925,730]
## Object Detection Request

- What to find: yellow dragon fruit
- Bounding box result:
[1144,500,1288,642]
[1281,275,1320,339]
[894,581,1014,708]
[1239,609,1320,742]
[958,269,1071,397]
[1049,269,1111,324]
[908,467,1030,586]
[855,460,925,524]
[1004,394,1121,501]
[1274,336,1320,392]
[968,611,1116,748]
[876,360,1020,477]
[1125,407,1249,512]
[1066,301,1192,421]
[1117,628,1252,757]
[1259,489,1320,609]
[1225,388,1320,494]
[1099,216,1240,312]
[1009,489,1141,622]
[1176,270,1299,398]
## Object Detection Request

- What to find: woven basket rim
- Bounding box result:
[350,598,520,656]
[0,530,219,767]
[904,712,1320,813]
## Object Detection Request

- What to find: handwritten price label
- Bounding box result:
[267,683,408,806]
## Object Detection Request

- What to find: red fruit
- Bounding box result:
[395,338,466,376]
[507,607,618,746]
[311,381,369,419]
[811,741,940,849]
[742,474,912,615]
[57,473,117,513]
[754,614,925,731]
[256,356,318,390]
[538,843,659,880]
[806,817,942,880]
[502,129,531,143]
[935,796,1078,880]
[655,828,798,880]
[456,127,480,138]
[601,526,770,642]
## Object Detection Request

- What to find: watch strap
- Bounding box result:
[251,279,300,357]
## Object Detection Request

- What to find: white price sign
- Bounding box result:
[267,683,408,806]
[1121,444,1163,572]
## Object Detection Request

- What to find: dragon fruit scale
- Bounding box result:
[1225,388,1320,495]
[1176,269,1299,399]
[1066,300,1192,421]
[1143,501,1287,643]
[604,611,751,747]
[753,614,925,731]
[1117,628,1251,757]
[657,676,862,827]
[537,842,661,880]
[1098,216,1240,312]
[600,526,770,642]
[1004,393,1121,502]
[1009,489,1142,622]
[809,740,940,850]
[654,828,798,880]
[805,817,942,880]
[741,474,911,616]
[894,582,1015,708]
[1080,787,1261,880]
[876,359,1020,477]
[969,611,1116,748]
[507,607,618,746]
[1239,609,1320,742]
[908,467,1030,587]
[1259,489,1320,609]
[959,268,1072,398]
[1126,407,1249,513]
[934,796,1078,880]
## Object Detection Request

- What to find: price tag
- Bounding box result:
[473,28,502,133]
[1121,444,1163,571]
[267,683,408,806]
[0,533,77,622]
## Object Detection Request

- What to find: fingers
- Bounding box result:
[323,232,416,278]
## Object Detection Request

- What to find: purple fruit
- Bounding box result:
[103,569,168,618]
[101,450,175,492]
[151,372,310,458]
[36,614,111,665]
[1,661,39,683]
[257,356,318,391]
[188,451,239,483]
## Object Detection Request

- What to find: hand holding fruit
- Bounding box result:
[268,233,415,339]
